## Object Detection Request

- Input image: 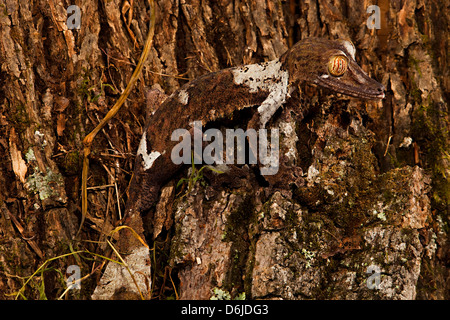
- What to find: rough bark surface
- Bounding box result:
[0,0,448,300]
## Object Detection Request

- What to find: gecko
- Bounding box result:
[125,37,385,225]
[93,37,385,299]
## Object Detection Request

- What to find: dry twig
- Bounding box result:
[78,1,156,236]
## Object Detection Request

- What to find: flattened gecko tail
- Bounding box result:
[124,195,141,218]
[124,174,146,221]
[125,176,161,220]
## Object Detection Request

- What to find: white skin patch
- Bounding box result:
[178,89,189,105]
[232,59,289,127]
[342,40,355,60]
[137,132,162,170]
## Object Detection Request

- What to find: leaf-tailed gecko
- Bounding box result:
[126,37,385,223]
[93,37,385,299]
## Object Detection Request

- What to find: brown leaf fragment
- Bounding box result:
[55,96,70,112]
[57,114,66,136]
[9,128,27,184]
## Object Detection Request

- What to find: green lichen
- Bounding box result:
[210,287,231,300]
[26,167,65,201]
[376,211,387,221]
[301,248,316,268]
[25,148,36,162]
[210,287,245,300]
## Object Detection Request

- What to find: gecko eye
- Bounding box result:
[328,55,348,77]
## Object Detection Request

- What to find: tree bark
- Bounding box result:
[0,0,448,300]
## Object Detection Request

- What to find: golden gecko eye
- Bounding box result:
[328,55,348,77]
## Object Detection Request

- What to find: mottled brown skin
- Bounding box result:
[125,38,385,229]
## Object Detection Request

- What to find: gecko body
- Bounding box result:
[126,37,385,225]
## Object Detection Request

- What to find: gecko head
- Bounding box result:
[280,38,385,100]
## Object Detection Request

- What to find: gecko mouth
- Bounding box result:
[317,77,385,100]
